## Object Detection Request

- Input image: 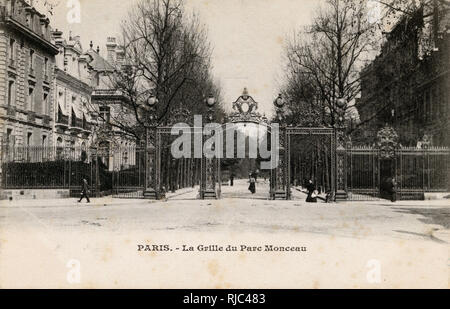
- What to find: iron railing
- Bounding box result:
[346,146,450,200]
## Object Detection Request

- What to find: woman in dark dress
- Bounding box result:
[248,177,256,194]
[306,179,317,203]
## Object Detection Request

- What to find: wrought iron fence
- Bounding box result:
[111,146,146,198]
[1,144,200,199]
[347,146,450,201]
[1,145,108,196]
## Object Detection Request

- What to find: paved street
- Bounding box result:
[1,179,449,242]
[0,179,449,288]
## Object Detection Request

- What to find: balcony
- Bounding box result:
[71,116,83,132]
[6,106,16,117]
[83,120,92,132]
[27,111,36,122]
[42,115,51,126]
[91,88,128,104]
[55,112,69,129]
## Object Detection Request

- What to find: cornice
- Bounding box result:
[55,68,93,95]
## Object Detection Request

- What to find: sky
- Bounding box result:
[40,0,324,115]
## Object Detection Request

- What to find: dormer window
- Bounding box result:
[26,13,32,28]
[9,0,16,15]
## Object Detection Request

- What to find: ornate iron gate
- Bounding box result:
[281,127,337,200]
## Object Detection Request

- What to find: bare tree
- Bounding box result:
[282,0,378,127]
[374,0,450,56]
[89,0,223,142]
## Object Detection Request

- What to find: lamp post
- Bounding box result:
[274,93,285,122]
[205,93,216,122]
[200,93,218,199]
[139,93,159,199]
[335,97,347,201]
[335,97,347,126]
[272,93,288,199]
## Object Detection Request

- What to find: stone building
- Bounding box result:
[0,0,59,151]
[52,30,93,156]
[356,4,450,147]
[86,37,137,170]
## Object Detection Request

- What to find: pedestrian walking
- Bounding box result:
[248,177,256,194]
[78,178,91,203]
[230,174,234,186]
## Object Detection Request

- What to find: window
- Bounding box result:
[44,57,49,79]
[6,129,13,146]
[7,81,14,106]
[58,90,64,111]
[29,49,34,75]
[9,38,15,65]
[43,93,49,115]
[41,22,48,38]
[9,0,16,15]
[99,106,111,123]
[28,88,34,111]
[42,135,47,147]
[27,132,32,146]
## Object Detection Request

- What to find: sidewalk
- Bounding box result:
[0,186,198,208]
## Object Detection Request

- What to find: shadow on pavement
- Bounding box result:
[392,207,450,243]
[392,207,450,229]
[393,229,446,243]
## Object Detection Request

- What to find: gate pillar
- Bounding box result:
[144,127,160,199]
[200,156,219,199]
[335,128,348,201]
[335,99,348,201]
[270,126,288,200]
[199,101,220,200]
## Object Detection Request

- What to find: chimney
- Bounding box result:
[52,29,63,40]
[106,37,117,64]
[52,29,64,48]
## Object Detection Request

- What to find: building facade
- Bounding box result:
[87,37,137,170]
[0,0,59,152]
[52,30,94,155]
[357,5,450,147]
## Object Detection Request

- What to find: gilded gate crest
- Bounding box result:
[228,88,269,124]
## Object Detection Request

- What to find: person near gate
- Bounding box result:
[78,178,91,203]
[389,177,397,202]
[248,176,256,194]
[306,179,317,203]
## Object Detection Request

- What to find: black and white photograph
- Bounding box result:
[0,0,449,290]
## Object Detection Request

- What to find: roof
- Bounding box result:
[85,49,115,72]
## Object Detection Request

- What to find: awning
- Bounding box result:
[71,103,83,119]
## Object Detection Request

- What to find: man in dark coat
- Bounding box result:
[78,178,91,203]
[389,178,397,202]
